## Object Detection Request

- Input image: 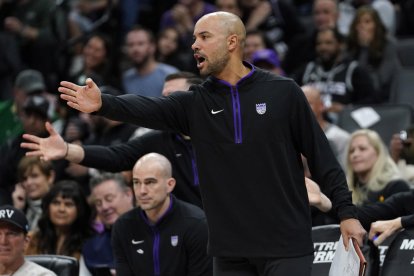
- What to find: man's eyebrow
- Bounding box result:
[194,31,211,37]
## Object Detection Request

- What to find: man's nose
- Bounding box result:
[0,233,7,244]
[191,39,199,51]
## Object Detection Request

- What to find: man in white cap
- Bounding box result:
[0,205,56,275]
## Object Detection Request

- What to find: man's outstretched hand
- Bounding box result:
[21,122,66,161]
[59,78,102,113]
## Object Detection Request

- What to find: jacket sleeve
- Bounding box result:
[111,220,134,276]
[80,131,159,171]
[185,217,212,276]
[402,214,414,228]
[289,81,357,221]
[97,92,193,136]
[357,191,414,231]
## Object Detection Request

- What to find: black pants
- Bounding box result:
[213,254,313,276]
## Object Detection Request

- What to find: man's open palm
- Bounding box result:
[58,78,102,113]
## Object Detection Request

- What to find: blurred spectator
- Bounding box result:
[346,5,401,102]
[70,33,121,89]
[215,0,242,17]
[0,69,46,146]
[389,127,414,186]
[0,0,58,90]
[25,180,92,260]
[244,30,271,62]
[0,205,56,276]
[12,183,26,211]
[395,0,414,38]
[371,0,396,35]
[345,129,410,206]
[293,27,377,116]
[283,0,339,74]
[17,156,55,231]
[252,48,285,76]
[155,27,194,72]
[302,85,350,167]
[122,26,178,96]
[0,95,50,205]
[69,0,112,33]
[159,0,217,47]
[0,32,21,101]
[82,173,134,275]
[239,0,306,58]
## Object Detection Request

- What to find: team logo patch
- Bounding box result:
[171,236,178,247]
[256,103,266,115]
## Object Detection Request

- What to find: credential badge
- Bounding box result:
[256,103,266,115]
[171,235,178,247]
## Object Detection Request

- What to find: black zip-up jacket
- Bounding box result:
[98,65,357,257]
[80,130,202,208]
[111,195,211,276]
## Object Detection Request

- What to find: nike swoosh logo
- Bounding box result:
[211,109,224,114]
[132,239,144,245]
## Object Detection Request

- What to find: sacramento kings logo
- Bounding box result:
[171,236,178,247]
[256,103,266,115]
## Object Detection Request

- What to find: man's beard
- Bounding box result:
[319,54,337,70]
[133,54,151,69]
[201,51,230,76]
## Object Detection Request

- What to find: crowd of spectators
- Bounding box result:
[1,0,414,275]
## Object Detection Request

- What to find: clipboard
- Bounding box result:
[329,235,367,276]
[352,238,367,276]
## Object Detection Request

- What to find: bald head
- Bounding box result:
[133,153,172,178]
[302,85,325,118]
[198,11,246,48]
[302,85,321,99]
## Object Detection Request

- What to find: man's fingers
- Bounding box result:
[60,81,80,91]
[20,142,39,150]
[373,233,386,246]
[343,235,350,251]
[59,87,78,98]
[67,101,83,112]
[22,134,40,144]
[25,150,43,157]
[45,121,57,136]
[86,78,95,88]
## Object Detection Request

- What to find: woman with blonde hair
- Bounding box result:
[346,129,410,206]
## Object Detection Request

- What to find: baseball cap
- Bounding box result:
[15,69,46,94]
[0,205,29,233]
[23,95,49,119]
[252,49,281,68]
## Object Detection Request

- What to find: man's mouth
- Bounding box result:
[194,54,206,68]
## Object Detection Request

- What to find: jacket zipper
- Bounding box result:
[152,227,161,275]
[230,85,242,144]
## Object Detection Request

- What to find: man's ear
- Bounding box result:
[228,34,238,52]
[167,178,176,193]
[23,233,31,250]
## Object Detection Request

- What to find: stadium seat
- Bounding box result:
[381,228,414,276]
[396,38,414,68]
[337,104,413,145]
[25,255,78,276]
[389,69,414,107]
